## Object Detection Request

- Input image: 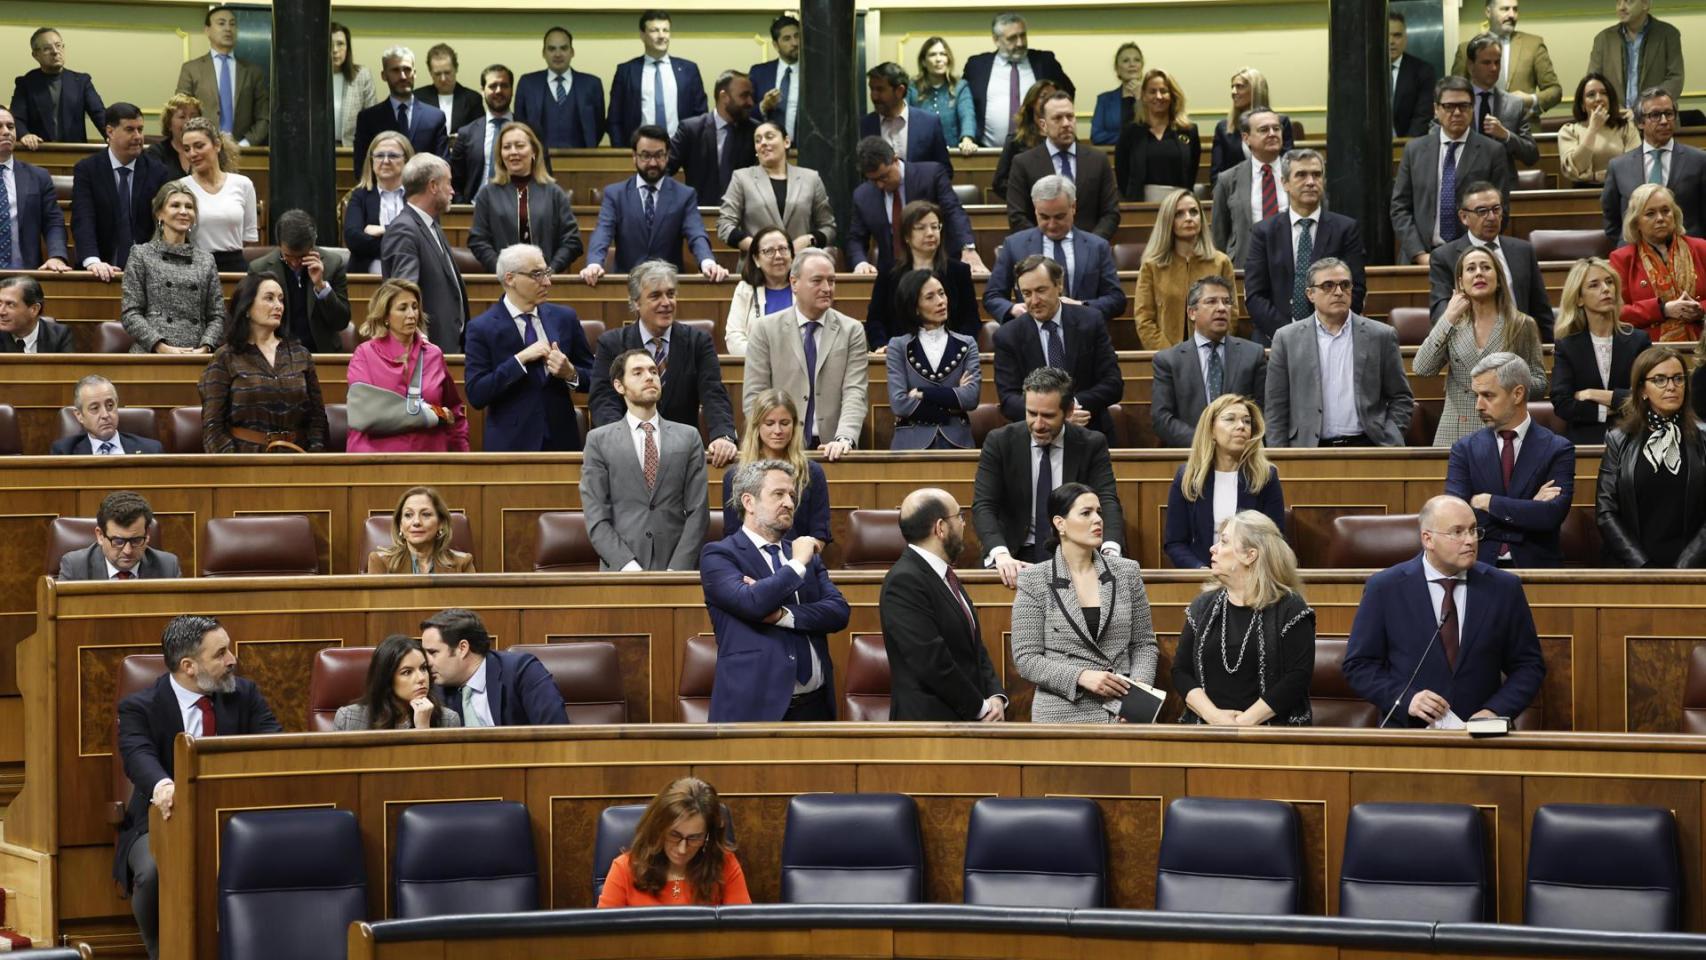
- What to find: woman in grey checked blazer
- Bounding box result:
[1413,246,1547,446]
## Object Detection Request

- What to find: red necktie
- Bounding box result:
[641,421,658,490]
[114,570,135,580]
[194,695,216,736]
[1431,578,1460,670]
[890,190,903,262]
[517,184,531,243]
[1260,163,1278,220]
[1498,429,1517,558]
[944,567,976,634]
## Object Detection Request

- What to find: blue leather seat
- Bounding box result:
[1526,803,1681,932]
[393,801,538,918]
[218,808,367,960]
[1340,802,1487,922]
[780,793,922,904]
[962,797,1105,908]
[591,802,738,900]
[1155,797,1301,914]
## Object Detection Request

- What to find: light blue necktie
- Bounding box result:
[651,60,668,129]
[1648,148,1666,185]
[217,54,235,134]
[461,685,487,727]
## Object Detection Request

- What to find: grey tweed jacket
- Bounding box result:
[1010,551,1157,723]
[119,239,225,354]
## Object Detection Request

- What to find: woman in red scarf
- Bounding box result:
[1611,183,1706,344]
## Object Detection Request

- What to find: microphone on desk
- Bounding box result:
[1378,612,1445,730]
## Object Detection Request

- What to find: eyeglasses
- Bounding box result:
[1644,109,1678,121]
[635,149,668,161]
[1462,203,1503,218]
[515,268,551,282]
[1437,100,1473,114]
[1426,527,1484,542]
[102,534,149,548]
[1645,373,1687,387]
[1311,280,1353,293]
[667,830,709,848]
[757,245,791,257]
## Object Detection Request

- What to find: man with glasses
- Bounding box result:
[58,490,180,580]
[847,136,977,277]
[1265,258,1412,448]
[581,124,725,285]
[1427,180,1554,339]
[1391,76,1511,266]
[1151,275,1266,447]
[1211,107,1288,264]
[1601,88,1706,243]
[1243,147,1366,344]
[11,27,106,147]
[1343,494,1546,728]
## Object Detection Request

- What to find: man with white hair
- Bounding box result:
[381,153,468,348]
[353,44,449,178]
[984,174,1124,323]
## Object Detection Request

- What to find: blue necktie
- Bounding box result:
[1041,319,1064,369]
[651,60,668,129]
[1033,443,1053,549]
[1290,218,1314,320]
[1057,149,1073,181]
[115,167,134,268]
[802,320,820,446]
[396,101,410,132]
[763,543,814,685]
[643,184,656,230]
[777,66,793,134]
[0,164,14,269]
[1439,141,1462,243]
[1050,238,1069,297]
[553,75,566,105]
[217,54,235,134]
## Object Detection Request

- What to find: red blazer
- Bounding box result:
[1610,236,1706,341]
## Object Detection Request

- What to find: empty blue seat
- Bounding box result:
[591,802,738,900]
[1340,802,1487,922]
[393,801,538,918]
[962,797,1105,908]
[1526,803,1681,932]
[1155,797,1301,915]
[218,808,366,960]
[780,793,922,904]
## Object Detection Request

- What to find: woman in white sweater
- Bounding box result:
[179,116,257,272]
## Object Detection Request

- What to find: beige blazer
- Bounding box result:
[1450,30,1562,114]
[1557,119,1642,185]
[716,164,837,269]
[338,66,379,147]
[175,51,270,144]
[743,305,869,447]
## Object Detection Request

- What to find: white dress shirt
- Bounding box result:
[88,432,126,455]
[1433,128,1469,246]
[880,105,910,159]
[625,410,664,475]
[548,69,573,99]
[1212,469,1239,527]
[981,56,1036,146]
[436,92,456,135]
[169,673,210,737]
[1248,158,1288,223]
[461,657,495,726]
[917,324,949,368]
[1496,411,1531,462]
[740,525,822,691]
[1421,553,1469,631]
[0,160,21,265]
[378,187,405,226]
[639,55,681,135]
[17,321,41,353]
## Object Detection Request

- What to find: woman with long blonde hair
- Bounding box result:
[1551,257,1651,444]
[1209,67,1295,181]
[1610,183,1706,344]
[469,121,583,273]
[1164,394,1285,568]
[1134,189,1237,349]
[1115,68,1200,202]
[367,486,474,574]
[720,388,830,542]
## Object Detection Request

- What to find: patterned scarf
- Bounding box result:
[1637,236,1699,343]
[1643,409,1684,475]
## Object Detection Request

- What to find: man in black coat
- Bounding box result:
[992,255,1123,439]
[72,103,171,281]
[668,70,757,205]
[1389,12,1436,137]
[962,12,1075,146]
[115,615,281,959]
[10,27,105,146]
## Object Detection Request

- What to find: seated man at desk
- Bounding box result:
[58,490,181,580]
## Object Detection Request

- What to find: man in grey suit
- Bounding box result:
[1428,180,1555,339]
[1265,258,1414,448]
[381,153,469,349]
[57,491,181,581]
[1151,276,1266,447]
[1601,88,1706,243]
[743,249,869,460]
[1460,33,1539,183]
[1211,107,1288,265]
[1391,76,1512,266]
[580,348,708,571]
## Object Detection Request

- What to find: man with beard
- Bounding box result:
[702,459,850,721]
[961,11,1075,146]
[114,615,282,959]
[1450,0,1561,117]
[451,64,515,202]
[580,123,725,284]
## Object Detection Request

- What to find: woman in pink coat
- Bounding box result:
[345,278,469,452]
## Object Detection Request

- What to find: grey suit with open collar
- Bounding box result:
[1601,142,1706,243]
[1391,129,1511,265]
[1264,312,1414,448]
[1150,334,1267,448]
[579,415,708,571]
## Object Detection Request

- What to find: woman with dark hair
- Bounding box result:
[198,274,328,452]
[332,634,461,730]
[717,121,836,272]
[598,777,750,907]
[1010,483,1157,723]
[1596,345,1706,567]
[367,486,475,574]
[990,79,1058,199]
[1091,42,1144,146]
[1551,257,1651,444]
[1116,69,1201,202]
[331,22,378,148]
[864,200,980,348]
[1610,183,1706,344]
[720,388,830,541]
[1164,394,1285,568]
[1558,73,1639,187]
[469,122,583,272]
[724,225,794,355]
[908,36,977,154]
[886,269,980,449]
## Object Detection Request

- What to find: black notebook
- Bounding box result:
[1116,679,1166,724]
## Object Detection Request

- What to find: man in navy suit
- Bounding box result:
[422,608,569,726]
[1444,352,1574,568]
[748,15,800,134]
[702,459,851,721]
[1243,148,1366,344]
[450,65,514,203]
[11,28,105,146]
[984,175,1124,323]
[116,615,281,959]
[847,137,977,276]
[962,12,1075,146]
[52,375,163,454]
[580,124,726,283]
[0,106,69,272]
[1344,494,1546,728]
[465,243,594,451]
[73,103,170,281]
[0,275,71,353]
[992,255,1123,438]
[861,62,951,172]
[514,27,606,150]
[1428,180,1554,339]
[608,10,708,148]
[1389,12,1436,137]
[668,70,755,204]
[353,46,450,179]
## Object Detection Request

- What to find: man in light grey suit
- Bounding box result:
[580,348,708,571]
[1210,107,1288,265]
[1428,180,1555,339]
[1460,33,1539,183]
[1151,276,1266,447]
[1265,258,1413,448]
[1600,88,1706,243]
[1391,76,1512,265]
[56,491,181,581]
[381,153,470,349]
[743,248,870,460]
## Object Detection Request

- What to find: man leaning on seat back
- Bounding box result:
[421,607,568,726]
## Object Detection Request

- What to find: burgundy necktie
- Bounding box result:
[1260,163,1278,220]
[114,570,135,580]
[1008,64,1021,129]
[641,421,659,490]
[194,695,216,736]
[944,567,977,634]
[1431,578,1460,669]
[890,190,904,262]
[1498,429,1517,558]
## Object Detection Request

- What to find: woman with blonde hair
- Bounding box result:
[342,131,415,274]
[178,116,254,272]
[909,36,978,155]
[1551,258,1651,444]
[344,278,468,453]
[1134,188,1236,349]
[1163,395,1285,568]
[990,79,1058,198]
[366,486,474,574]
[1413,246,1548,445]
[598,777,748,907]
[1209,67,1295,181]
[1090,42,1144,146]
[470,121,582,272]
[720,388,830,541]
[145,93,202,179]
[1610,183,1706,344]
[121,181,224,354]
[1172,510,1314,726]
[1116,68,1199,202]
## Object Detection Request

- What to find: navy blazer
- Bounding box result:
[434,649,569,726]
[50,431,163,455]
[513,69,606,149]
[352,99,450,178]
[586,175,714,273]
[1242,210,1367,343]
[450,113,504,203]
[992,303,1123,438]
[10,68,104,142]
[1089,89,1132,147]
[589,320,736,441]
[608,56,708,149]
[747,58,798,126]
[71,150,171,268]
[961,50,1075,144]
[701,530,851,722]
[341,187,391,271]
[1163,465,1286,568]
[721,459,831,542]
[4,158,67,267]
[858,109,952,171]
[1343,555,1546,725]
[1391,54,1436,138]
[668,111,756,205]
[983,227,1125,322]
[1444,420,1576,567]
[847,160,972,274]
[1550,328,1650,445]
[463,301,594,452]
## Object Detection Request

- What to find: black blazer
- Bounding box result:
[449,113,503,203]
[9,67,104,142]
[114,674,281,885]
[1391,54,1436,138]
[1005,142,1122,240]
[50,431,163,454]
[992,303,1125,438]
[588,320,736,442]
[879,546,1004,721]
[1114,123,1202,201]
[668,111,756,206]
[864,257,980,349]
[1242,210,1367,343]
[1208,114,1295,183]
[1551,328,1651,445]
[70,150,172,269]
[0,316,73,353]
[246,248,352,353]
[413,82,484,134]
[972,420,1125,558]
[961,50,1075,145]
[1596,423,1706,568]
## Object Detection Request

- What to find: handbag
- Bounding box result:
[346,343,451,436]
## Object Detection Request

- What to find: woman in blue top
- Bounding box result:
[721,389,831,542]
[1164,394,1286,568]
[1091,42,1145,146]
[907,37,979,156]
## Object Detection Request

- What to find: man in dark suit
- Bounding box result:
[0,275,71,353]
[1343,495,1546,727]
[353,47,450,179]
[246,210,351,353]
[51,375,164,454]
[513,27,606,150]
[1460,33,1540,182]
[608,10,708,148]
[589,259,738,467]
[985,176,1124,323]
[580,124,725,282]
[861,62,951,172]
[1151,276,1267,447]
[381,154,468,349]
[1005,93,1120,239]
[421,608,569,726]
[0,106,69,272]
[1428,180,1555,339]
[414,43,483,140]
[1601,89,1706,242]
[1389,12,1436,138]
[993,256,1122,438]
[116,615,281,959]
[57,491,181,580]
[450,65,514,203]
[882,487,1006,722]
[1391,76,1512,265]
[1244,148,1366,343]
[847,137,976,276]
[668,70,756,204]
[1444,352,1575,568]
[702,459,851,721]
[972,366,1125,587]
[174,6,268,144]
[748,15,800,133]
[72,103,169,281]
[962,12,1075,146]
[10,27,105,146]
